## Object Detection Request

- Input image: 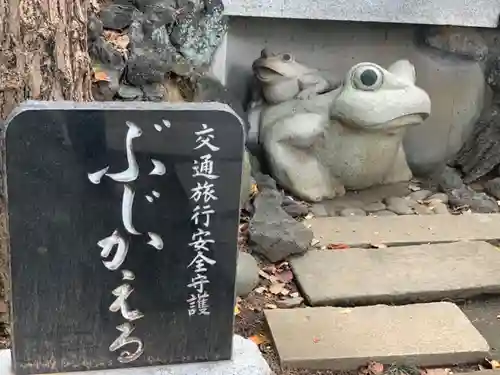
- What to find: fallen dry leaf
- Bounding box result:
[249,334,270,345]
[276,269,294,283]
[269,282,286,295]
[93,70,110,82]
[423,368,452,375]
[250,183,258,196]
[258,270,272,280]
[367,361,384,375]
[113,34,130,49]
[234,304,240,316]
[327,243,350,250]
[276,261,289,270]
[254,286,267,294]
[358,361,384,375]
[264,303,278,309]
[280,288,290,296]
[102,31,130,58]
[261,265,277,274]
[486,358,500,369]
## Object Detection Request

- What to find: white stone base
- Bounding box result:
[0,335,272,375]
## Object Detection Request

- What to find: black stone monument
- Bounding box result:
[4,102,244,374]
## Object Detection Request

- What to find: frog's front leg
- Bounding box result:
[383,143,413,184]
[262,111,345,202]
[296,73,335,100]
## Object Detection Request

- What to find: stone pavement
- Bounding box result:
[264,214,500,371]
[265,302,490,370]
[290,241,500,305]
[0,336,272,375]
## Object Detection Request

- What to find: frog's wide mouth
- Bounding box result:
[339,112,430,131]
[253,66,282,82]
[384,113,429,128]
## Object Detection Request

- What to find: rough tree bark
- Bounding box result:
[0,0,93,325]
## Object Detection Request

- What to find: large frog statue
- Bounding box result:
[254,54,432,202]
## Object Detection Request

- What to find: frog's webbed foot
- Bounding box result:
[296,88,319,100]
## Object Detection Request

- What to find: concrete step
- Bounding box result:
[290,241,500,306]
[265,302,490,371]
[306,214,500,247]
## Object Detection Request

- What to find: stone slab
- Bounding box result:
[307,214,500,247]
[0,336,272,375]
[290,242,500,306]
[224,0,500,28]
[265,302,490,370]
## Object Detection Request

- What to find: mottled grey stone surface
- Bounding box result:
[224,0,500,28]
[0,336,273,375]
[235,251,260,297]
[265,303,490,370]
[291,242,500,306]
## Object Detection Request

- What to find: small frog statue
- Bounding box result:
[252,49,341,104]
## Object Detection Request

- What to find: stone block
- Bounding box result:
[265,303,490,370]
[403,48,487,175]
[224,0,500,27]
[0,336,272,375]
[306,214,500,247]
[290,242,500,306]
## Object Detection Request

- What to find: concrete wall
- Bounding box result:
[224,0,500,27]
[225,17,489,175]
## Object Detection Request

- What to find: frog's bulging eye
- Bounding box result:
[352,66,383,91]
[281,53,293,62]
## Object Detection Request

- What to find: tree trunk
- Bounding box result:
[453,105,500,183]
[0,0,93,328]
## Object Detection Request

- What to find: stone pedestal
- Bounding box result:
[0,336,272,375]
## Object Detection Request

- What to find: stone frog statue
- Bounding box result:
[251,49,341,104]
[257,58,432,202]
[247,49,340,150]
